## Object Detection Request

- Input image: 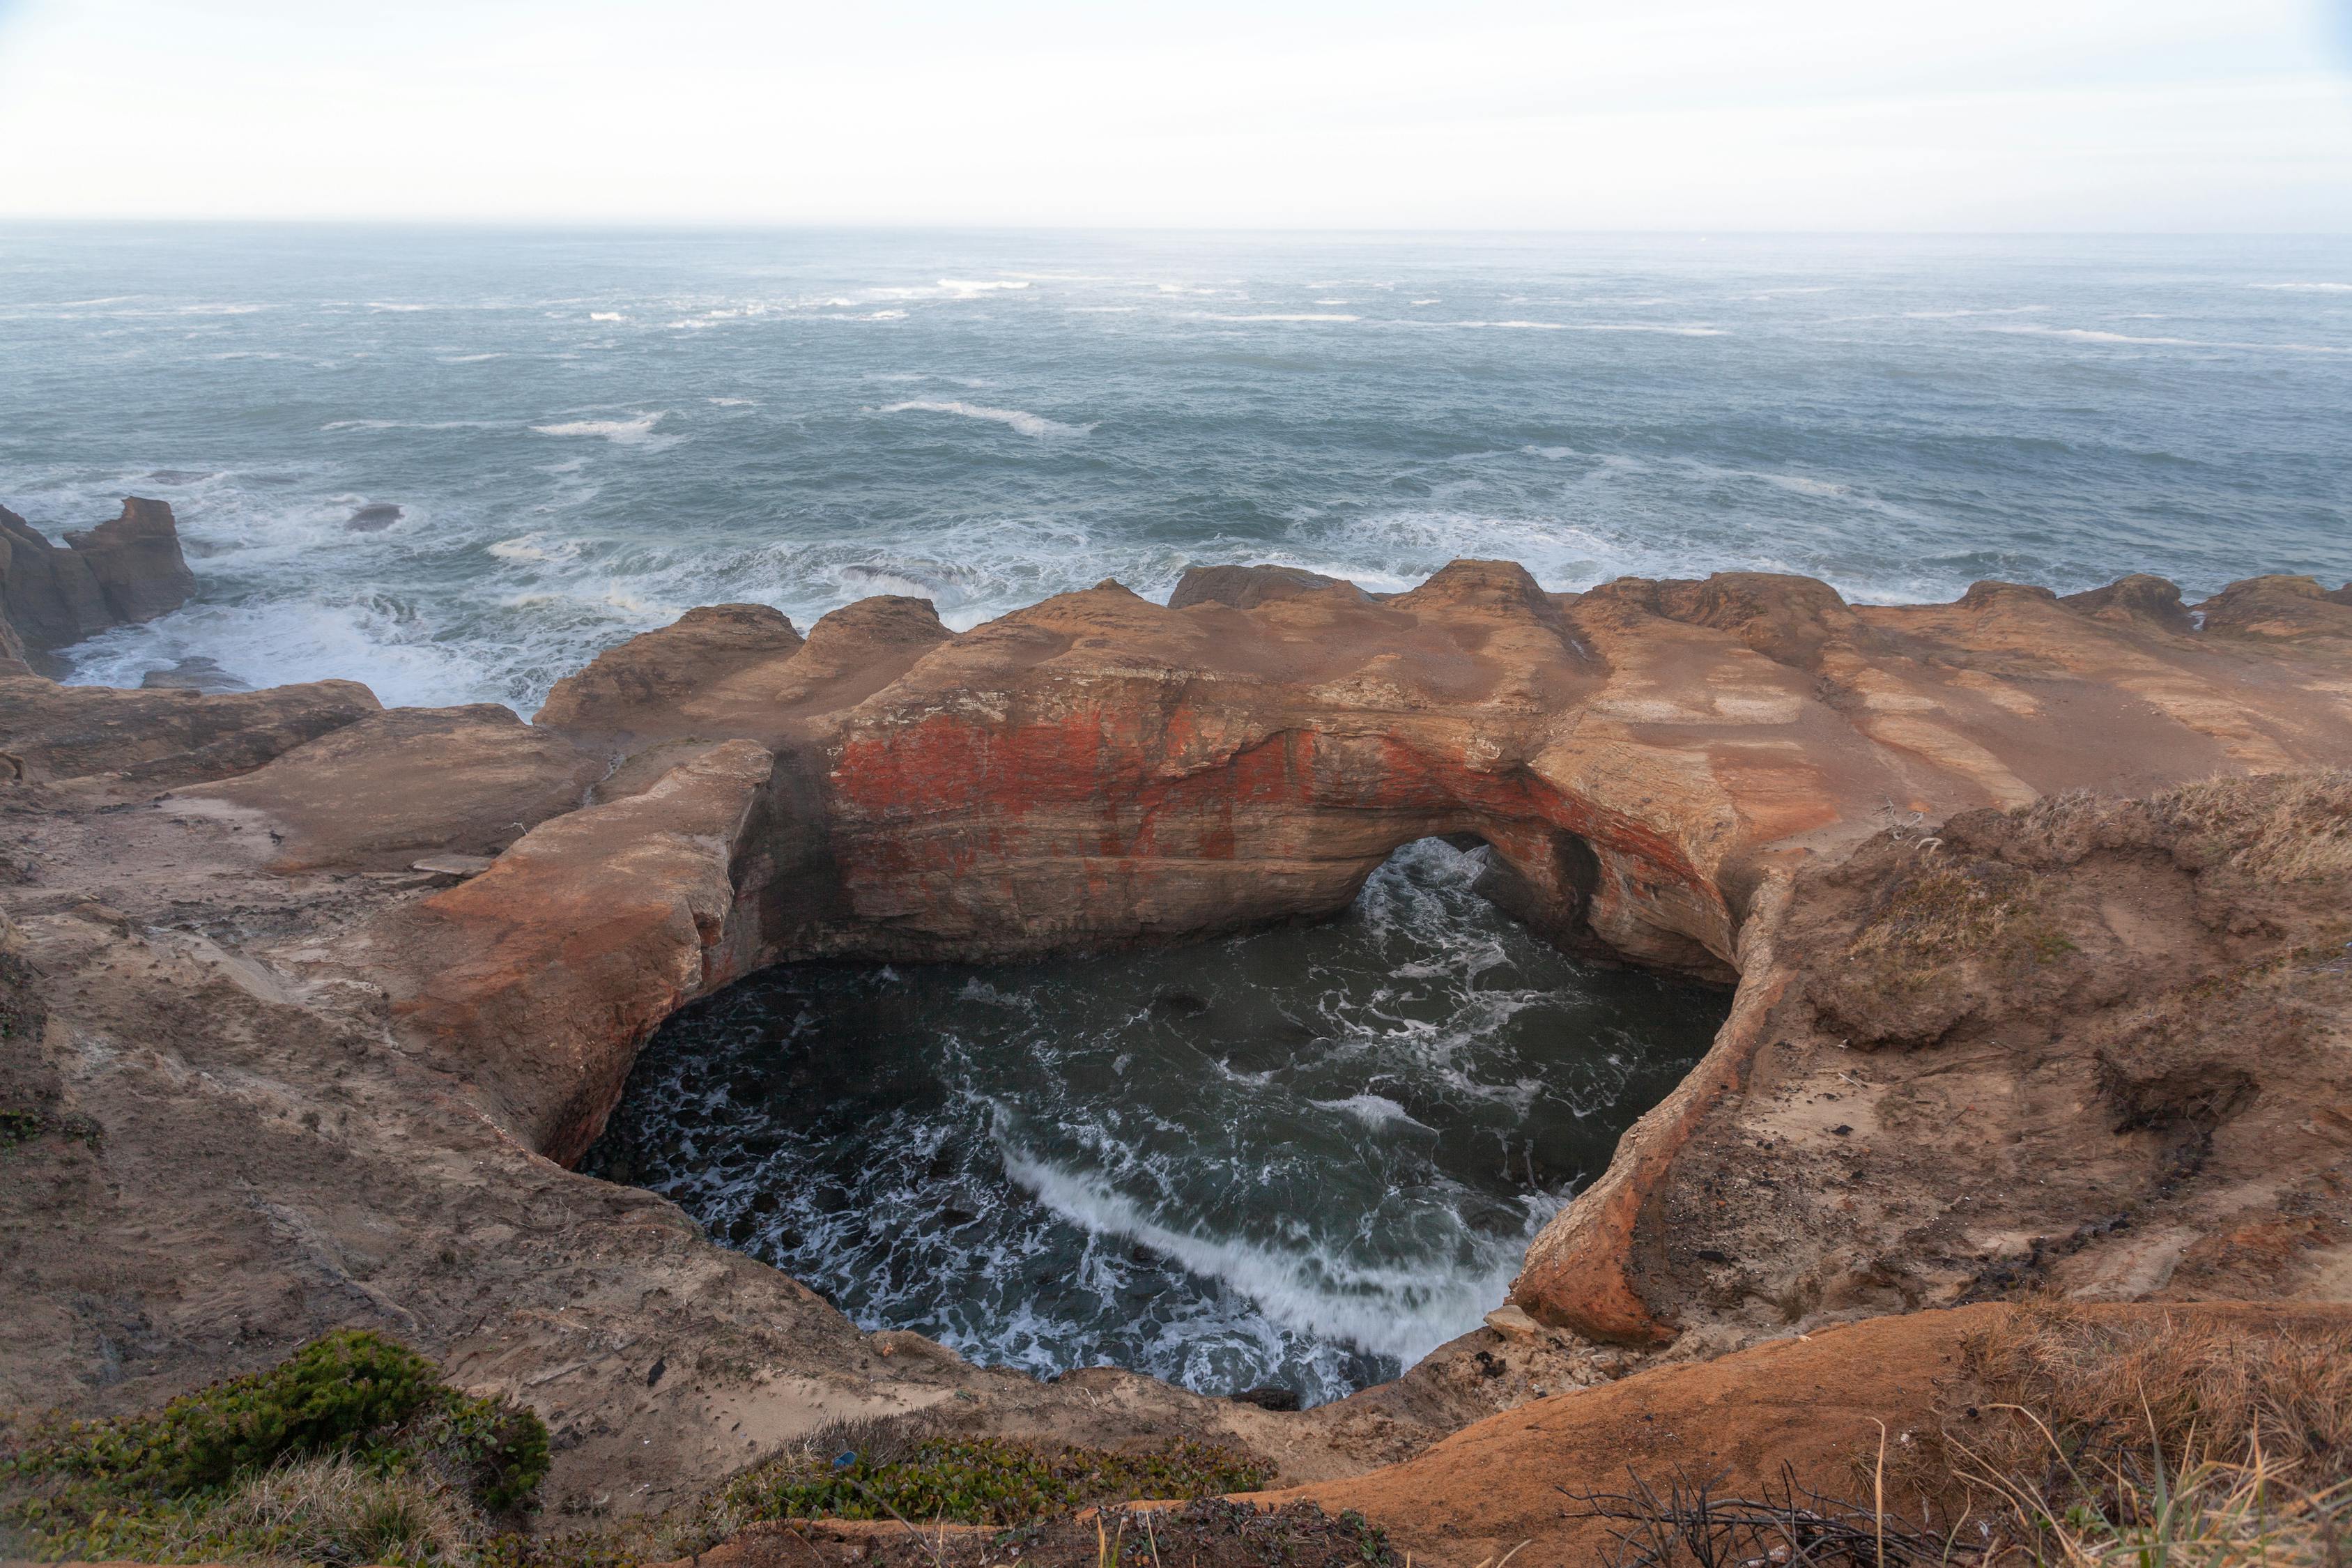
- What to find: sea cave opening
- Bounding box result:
[581,837,1732,1407]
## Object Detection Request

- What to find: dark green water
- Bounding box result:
[585,840,1728,1406]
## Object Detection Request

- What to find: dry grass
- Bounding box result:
[1585,1307,2352,1567]
[2149,771,2352,883]
[190,1455,481,1566]
[1846,861,2073,971]
[1932,1305,2352,1566]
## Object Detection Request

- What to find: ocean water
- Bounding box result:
[9,228,2346,1398]
[583,839,1728,1406]
[1,227,2347,709]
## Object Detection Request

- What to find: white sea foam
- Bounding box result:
[590,311,627,321]
[2248,282,2352,292]
[1309,1093,1431,1132]
[529,411,674,444]
[364,302,433,312]
[440,352,505,362]
[1444,319,1724,335]
[1990,324,2350,354]
[706,397,755,406]
[999,1145,1530,1365]
[1193,312,1360,323]
[1067,306,1139,314]
[875,399,1092,438]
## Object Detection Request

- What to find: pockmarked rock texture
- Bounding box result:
[1512,773,2352,1346]
[3,557,2352,1524]
[0,498,197,673]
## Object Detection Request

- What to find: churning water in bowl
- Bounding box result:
[583,839,1730,1407]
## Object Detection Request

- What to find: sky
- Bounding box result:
[1,0,2349,229]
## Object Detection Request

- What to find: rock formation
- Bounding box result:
[3,549,2351,1521]
[0,498,198,675]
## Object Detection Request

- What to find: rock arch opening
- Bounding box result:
[582,834,1730,1407]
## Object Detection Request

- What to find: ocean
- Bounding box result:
[10,226,2349,1402]
[3,227,2348,710]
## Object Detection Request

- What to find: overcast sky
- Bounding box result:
[1,0,2349,229]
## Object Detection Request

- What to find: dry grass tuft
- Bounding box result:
[1957,1302,2352,1482]
[191,1454,479,1566]
[2153,771,2352,882]
[1583,1307,2352,1567]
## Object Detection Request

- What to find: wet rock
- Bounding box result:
[1229,1385,1301,1411]
[139,656,249,693]
[346,502,404,532]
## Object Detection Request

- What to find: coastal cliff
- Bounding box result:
[3,539,2351,1519]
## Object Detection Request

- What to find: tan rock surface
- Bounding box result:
[4,559,2352,1532]
[185,704,602,872]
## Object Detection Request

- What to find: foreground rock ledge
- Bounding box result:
[3,559,2350,1516]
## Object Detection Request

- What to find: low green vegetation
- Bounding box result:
[720,1433,1273,1528]
[2,1329,549,1565]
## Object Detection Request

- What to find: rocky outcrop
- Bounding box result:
[5,558,2352,1523]
[536,604,806,737]
[0,498,198,672]
[368,741,785,1164]
[1512,772,2352,1344]
[1167,562,1368,610]
[0,676,381,785]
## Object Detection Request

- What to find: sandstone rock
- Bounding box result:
[2196,574,2352,640]
[371,740,782,1162]
[1168,562,1366,610]
[187,704,604,872]
[538,595,953,766]
[10,562,2352,1528]
[536,604,805,736]
[1514,772,2352,1344]
[1274,1302,2352,1568]
[0,676,381,785]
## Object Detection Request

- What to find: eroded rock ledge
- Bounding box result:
[3,555,2350,1515]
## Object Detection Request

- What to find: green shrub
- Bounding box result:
[2,1328,553,1562]
[723,1434,1271,1527]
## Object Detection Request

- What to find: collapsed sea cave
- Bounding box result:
[583,837,1732,1408]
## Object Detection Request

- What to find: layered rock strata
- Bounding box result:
[4,548,2352,1518]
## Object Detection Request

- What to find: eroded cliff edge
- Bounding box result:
[3,555,2350,1517]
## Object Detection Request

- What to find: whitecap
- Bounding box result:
[1989,324,2349,354]
[590,311,627,321]
[1194,312,1358,323]
[874,399,1092,438]
[2247,282,2352,292]
[529,411,674,444]
[364,302,433,312]
[440,352,505,363]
